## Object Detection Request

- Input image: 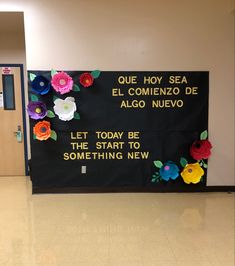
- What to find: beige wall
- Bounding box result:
[0,0,234,185]
[0,33,25,63]
[0,12,25,63]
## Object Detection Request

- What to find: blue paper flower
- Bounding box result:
[159,161,179,181]
[32,75,51,95]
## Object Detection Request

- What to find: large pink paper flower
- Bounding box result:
[51,71,73,95]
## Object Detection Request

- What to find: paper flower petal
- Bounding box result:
[27,101,47,120]
[181,163,204,184]
[31,75,51,95]
[51,71,74,94]
[190,140,212,160]
[79,72,94,87]
[159,161,179,181]
[53,97,77,121]
[33,120,51,141]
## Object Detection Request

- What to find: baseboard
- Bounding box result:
[32,186,235,194]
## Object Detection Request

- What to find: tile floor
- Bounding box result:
[0,176,234,266]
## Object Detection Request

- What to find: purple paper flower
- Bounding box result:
[27,101,47,120]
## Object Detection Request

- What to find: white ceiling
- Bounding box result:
[0,12,24,34]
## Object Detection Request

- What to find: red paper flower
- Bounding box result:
[190,140,212,161]
[79,72,94,87]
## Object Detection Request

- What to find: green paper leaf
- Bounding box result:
[33,134,37,140]
[74,112,80,120]
[153,160,163,168]
[203,163,208,168]
[91,70,101,79]
[29,73,36,82]
[73,84,80,92]
[47,110,55,118]
[51,69,58,77]
[180,157,188,168]
[200,130,208,140]
[50,130,57,141]
[30,94,39,102]
[53,96,59,102]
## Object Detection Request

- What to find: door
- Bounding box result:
[0,66,26,176]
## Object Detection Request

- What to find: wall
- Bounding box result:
[0,32,25,63]
[0,12,25,62]
[0,0,234,185]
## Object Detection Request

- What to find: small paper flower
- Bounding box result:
[159,161,179,181]
[33,120,51,141]
[27,101,47,120]
[190,140,212,161]
[31,76,51,95]
[53,97,76,121]
[79,72,94,87]
[181,162,204,184]
[51,71,73,94]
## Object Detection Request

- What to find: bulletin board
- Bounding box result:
[27,71,210,193]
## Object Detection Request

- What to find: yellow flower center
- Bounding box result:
[64,104,69,110]
[35,107,42,114]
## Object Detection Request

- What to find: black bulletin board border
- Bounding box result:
[32,186,235,194]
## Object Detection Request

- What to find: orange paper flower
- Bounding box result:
[33,120,51,141]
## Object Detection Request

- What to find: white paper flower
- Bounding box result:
[53,97,77,121]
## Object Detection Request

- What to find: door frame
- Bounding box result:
[0,64,28,175]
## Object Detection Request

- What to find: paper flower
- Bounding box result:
[51,71,73,94]
[159,161,179,181]
[33,120,51,141]
[27,101,47,120]
[53,97,76,121]
[181,162,204,184]
[31,75,51,95]
[190,140,212,161]
[79,72,94,87]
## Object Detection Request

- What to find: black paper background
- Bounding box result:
[28,71,209,192]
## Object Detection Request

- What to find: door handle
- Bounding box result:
[13,125,22,143]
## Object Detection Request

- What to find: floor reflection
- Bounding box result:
[0,176,234,266]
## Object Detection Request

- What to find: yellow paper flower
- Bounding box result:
[181,162,204,184]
